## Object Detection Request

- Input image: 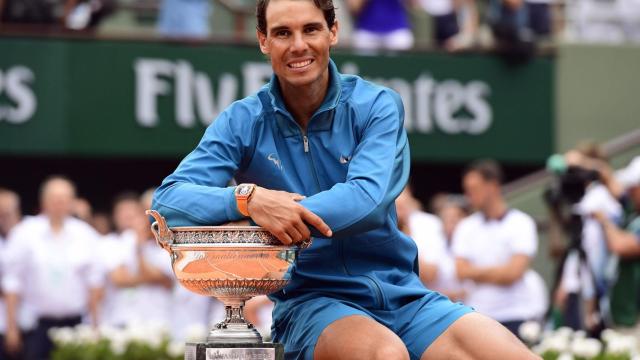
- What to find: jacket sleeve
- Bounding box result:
[299,89,410,239]
[151,108,250,227]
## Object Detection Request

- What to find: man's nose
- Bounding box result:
[290,32,309,53]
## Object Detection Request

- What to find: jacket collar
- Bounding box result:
[267,59,341,137]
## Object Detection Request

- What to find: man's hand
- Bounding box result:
[247,187,332,245]
[5,327,21,355]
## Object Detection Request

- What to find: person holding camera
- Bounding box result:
[546,144,623,333]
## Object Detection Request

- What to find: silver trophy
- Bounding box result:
[147,210,308,360]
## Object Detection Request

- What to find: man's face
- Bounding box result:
[113,199,143,233]
[463,171,493,211]
[41,179,76,220]
[257,0,338,89]
[0,194,20,236]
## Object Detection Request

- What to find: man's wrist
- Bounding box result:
[235,184,257,217]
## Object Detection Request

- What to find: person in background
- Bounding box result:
[346,0,414,51]
[100,189,173,328]
[157,0,212,39]
[414,0,479,51]
[453,159,547,336]
[0,189,36,360]
[395,186,446,288]
[3,176,104,359]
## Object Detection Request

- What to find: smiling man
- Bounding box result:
[151,0,539,359]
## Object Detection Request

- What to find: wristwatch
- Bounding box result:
[235,183,256,217]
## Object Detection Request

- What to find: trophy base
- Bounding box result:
[185,342,284,360]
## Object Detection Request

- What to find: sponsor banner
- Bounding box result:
[0,38,553,162]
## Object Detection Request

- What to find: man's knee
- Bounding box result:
[371,343,410,360]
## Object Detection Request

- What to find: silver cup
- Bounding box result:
[147,210,308,344]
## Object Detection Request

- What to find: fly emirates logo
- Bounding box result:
[134,58,493,135]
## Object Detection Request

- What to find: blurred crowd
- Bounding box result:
[0,147,639,359]
[1,0,640,54]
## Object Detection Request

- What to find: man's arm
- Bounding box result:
[5,293,22,354]
[594,211,640,258]
[152,107,250,226]
[456,255,531,286]
[296,90,409,239]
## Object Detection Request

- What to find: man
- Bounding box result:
[152,1,536,358]
[453,160,547,335]
[0,188,36,360]
[3,176,104,359]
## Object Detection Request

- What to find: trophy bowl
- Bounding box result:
[146,210,308,345]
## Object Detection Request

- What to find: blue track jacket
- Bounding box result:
[153,59,425,313]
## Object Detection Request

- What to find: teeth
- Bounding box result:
[289,60,312,68]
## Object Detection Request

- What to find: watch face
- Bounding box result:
[238,185,251,196]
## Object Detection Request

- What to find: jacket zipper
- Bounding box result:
[302,134,322,193]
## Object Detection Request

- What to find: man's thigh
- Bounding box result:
[272,297,371,360]
[314,315,409,360]
[421,312,540,360]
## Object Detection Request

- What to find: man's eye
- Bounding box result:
[276,30,290,37]
[304,27,319,34]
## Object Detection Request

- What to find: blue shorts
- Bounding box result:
[271,291,473,360]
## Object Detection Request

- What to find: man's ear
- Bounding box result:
[257,30,269,55]
[330,20,339,47]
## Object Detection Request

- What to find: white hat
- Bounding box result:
[615,156,640,189]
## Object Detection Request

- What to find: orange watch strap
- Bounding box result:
[237,196,250,217]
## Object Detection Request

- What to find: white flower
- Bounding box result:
[184,323,208,343]
[570,337,602,359]
[601,329,618,343]
[607,335,637,355]
[555,327,574,340]
[48,327,75,345]
[168,341,185,357]
[74,324,98,344]
[539,334,570,353]
[518,321,542,344]
[557,353,574,360]
[573,330,587,340]
[109,334,128,356]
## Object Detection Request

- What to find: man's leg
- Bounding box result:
[421,312,540,360]
[314,315,409,360]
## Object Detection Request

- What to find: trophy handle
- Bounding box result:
[146,210,173,253]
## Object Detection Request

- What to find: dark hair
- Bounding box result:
[463,159,504,184]
[111,191,140,211]
[256,0,336,34]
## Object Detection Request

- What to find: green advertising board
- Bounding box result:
[0,37,554,163]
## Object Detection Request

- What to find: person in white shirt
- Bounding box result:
[101,190,174,329]
[0,188,37,360]
[453,160,547,336]
[2,176,104,360]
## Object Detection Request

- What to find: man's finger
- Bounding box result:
[291,193,306,201]
[287,226,305,244]
[293,219,311,242]
[301,208,332,237]
[273,229,294,245]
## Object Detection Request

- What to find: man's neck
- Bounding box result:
[48,216,65,233]
[482,198,508,221]
[279,70,330,131]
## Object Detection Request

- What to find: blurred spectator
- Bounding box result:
[414,0,479,51]
[395,186,446,288]
[487,0,552,63]
[100,189,173,328]
[111,192,144,235]
[72,197,93,223]
[453,159,547,336]
[567,154,640,329]
[431,194,469,301]
[2,176,103,359]
[91,211,113,236]
[545,142,622,333]
[63,0,116,31]
[347,0,414,51]
[157,0,212,39]
[243,295,274,339]
[0,0,56,24]
[0,188,35,360]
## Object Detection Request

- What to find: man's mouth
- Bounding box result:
[288,59,314,69]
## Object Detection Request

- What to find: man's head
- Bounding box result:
[462,159,504,212]
[256,0,338,89]
[0,188,21,238]
[112,191,143,233]
[40,176,77,221]
[616,156,640,209]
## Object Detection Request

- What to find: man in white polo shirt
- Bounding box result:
[3,176,104,359]
[453,160,547,336]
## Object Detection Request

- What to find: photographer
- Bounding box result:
[589,156,640,329]
[545,143,622,333]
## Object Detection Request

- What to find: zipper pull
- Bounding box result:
[303,135,309,153]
